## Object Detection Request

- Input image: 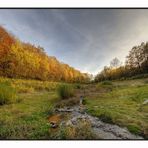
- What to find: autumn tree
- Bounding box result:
[95,42,148,82]
[0,26,15,76]
[0,26,90,83]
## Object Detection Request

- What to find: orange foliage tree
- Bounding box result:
[0,26,90,83]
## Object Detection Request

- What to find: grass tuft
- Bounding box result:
[98,113,114,124]
[127,124,142,135]
[57,84,74,99]
[0,82,17,105]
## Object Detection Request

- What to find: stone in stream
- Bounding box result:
[66,120,73,126]
[55,108,74,112]
[92,127,121,139]
[80,96,83,105]
[50,121,58,128]
[142,99,148,105]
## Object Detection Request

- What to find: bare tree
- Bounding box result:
[110,58,121,68]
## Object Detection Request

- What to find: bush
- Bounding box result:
[0,82,17,105]
[57,84,74,99]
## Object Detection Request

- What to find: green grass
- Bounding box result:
[85,79,148,138]
[0,76,148,139]
[0,77,78,139]
[97,82,113,92]
[57,84,74,99]
[127,124,142,135]
[0,91,58,139]
[0,82,17,105]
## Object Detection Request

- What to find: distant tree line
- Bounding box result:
[0,26,90,83]
[95,42,148,82]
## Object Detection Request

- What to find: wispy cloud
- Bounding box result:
[0,9,148,75]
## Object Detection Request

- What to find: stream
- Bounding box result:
[55,106,143,139]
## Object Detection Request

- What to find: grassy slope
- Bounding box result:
[0,77,148,139]
[0,77,60,139]
[85,78,148,138]
[0,91,58,139]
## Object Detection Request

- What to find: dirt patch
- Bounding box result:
[48,114,61,124]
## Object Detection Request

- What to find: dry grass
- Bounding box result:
[58,119,97,139]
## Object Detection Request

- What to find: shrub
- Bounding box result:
[0,82,17,105]
[82,99,87,105]
[57,84,74,99]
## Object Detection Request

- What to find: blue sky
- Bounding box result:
[0,9,148,75]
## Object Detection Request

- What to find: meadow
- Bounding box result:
[0,77,148,139]
[85,79,148,138]
[0,12,148,140]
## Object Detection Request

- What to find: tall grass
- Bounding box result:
[0,77,62,94]
[57,84,74,99]
[0,82,17,105]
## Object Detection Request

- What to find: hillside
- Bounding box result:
[0,26,90,83]
[95,42,148,82]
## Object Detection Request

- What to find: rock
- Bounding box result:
[93,127,121,139]
[60,121,66,126]
[56,108,74,112]
[53,106,144,139]
[50,121,58,128]
[142,99,148,105]
[66,120,73,126]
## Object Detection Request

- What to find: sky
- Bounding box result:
[0,9,148,75]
